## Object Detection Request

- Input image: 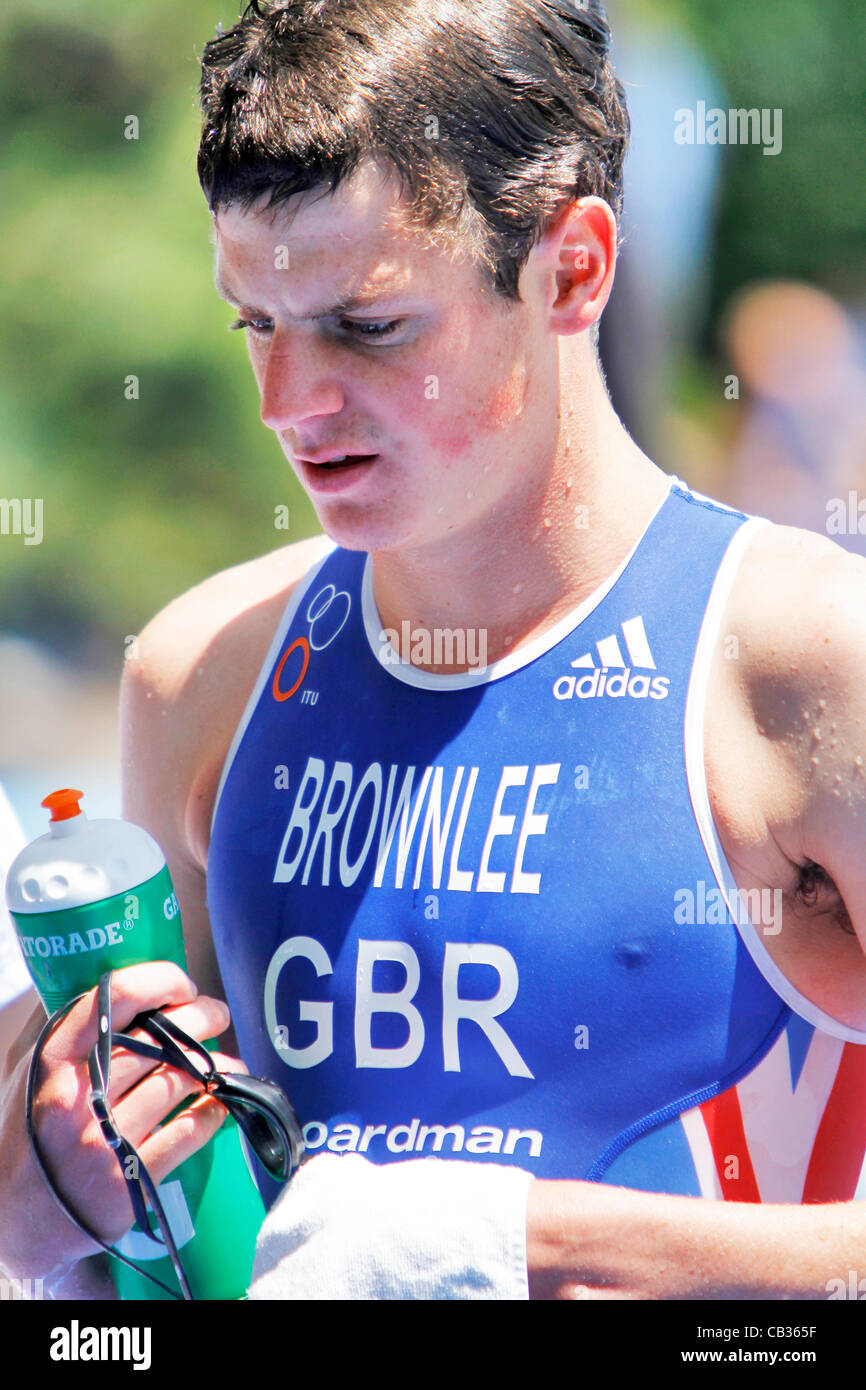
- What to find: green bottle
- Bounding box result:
[5,788,266,1300]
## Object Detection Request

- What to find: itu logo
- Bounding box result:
[553,616,670,701]
[273,583,351,702]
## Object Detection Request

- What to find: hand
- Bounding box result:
[0,960,242,1282]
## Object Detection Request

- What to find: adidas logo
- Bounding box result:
[553,616,671,701]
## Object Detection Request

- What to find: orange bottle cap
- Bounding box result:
[41,788,84,822]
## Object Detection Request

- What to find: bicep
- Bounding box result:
[119,642,233,1041]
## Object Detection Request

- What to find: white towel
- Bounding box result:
[248,1153,533,1301]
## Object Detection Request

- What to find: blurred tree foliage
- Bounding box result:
[675,0,866,329]
[0,0,318,667]
[0,0,863,666]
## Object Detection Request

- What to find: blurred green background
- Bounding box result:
[0,0,864,833]
[0,0,321,673]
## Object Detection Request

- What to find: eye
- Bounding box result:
[229,316,273,334]
[339,318,404,341]
[228,315,405,343]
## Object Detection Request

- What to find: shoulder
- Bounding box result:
[720,520,866,694]
[120,533,336,865]
[127,533,336,701]
[711,520,866,958]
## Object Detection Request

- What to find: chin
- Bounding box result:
[311,498,421,554]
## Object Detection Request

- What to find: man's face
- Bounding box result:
[213,160,559,554]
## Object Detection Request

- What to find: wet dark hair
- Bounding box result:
[198,0,628,302]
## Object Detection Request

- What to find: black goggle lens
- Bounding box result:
[210,1072,303,1179]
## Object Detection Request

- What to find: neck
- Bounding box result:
[370,341,672,673]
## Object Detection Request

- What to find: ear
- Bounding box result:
[534,196,618,337]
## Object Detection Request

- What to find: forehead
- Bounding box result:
[214,159,463,306]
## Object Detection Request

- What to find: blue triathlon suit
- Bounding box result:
[208,476,866,1210]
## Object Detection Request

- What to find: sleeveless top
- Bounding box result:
[207,477,866,1208]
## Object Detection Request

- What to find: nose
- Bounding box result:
[258,330,345,431]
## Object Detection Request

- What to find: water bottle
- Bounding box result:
[5,788,266,1300]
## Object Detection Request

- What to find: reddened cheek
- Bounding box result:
[484,365,529,430]
[435,361,529,458]
[474,359,529,440]
[438,426,473,458]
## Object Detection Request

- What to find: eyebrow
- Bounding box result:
[213,271,404,320]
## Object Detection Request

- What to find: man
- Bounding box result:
[2,0,865,1300]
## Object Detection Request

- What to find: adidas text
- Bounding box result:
[553,669,670,701]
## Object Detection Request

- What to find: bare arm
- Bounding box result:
[0,988,39,1081]
[118,535,332,1046]
[526,1179,865,1299]
[0,989,116,1301]
[0,542,328,1287]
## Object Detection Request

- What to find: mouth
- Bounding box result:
[295,452,381,494]
[314,453,378,470]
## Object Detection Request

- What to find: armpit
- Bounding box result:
[791,860,856,935]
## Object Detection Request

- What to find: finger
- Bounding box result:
[104,997,233,1103]
[111,1051,244,1144]
[30,1053,240,1251]
[41,962,200,1064]
[136,1093,230,1186]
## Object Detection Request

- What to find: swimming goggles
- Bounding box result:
[26,970,304,1300]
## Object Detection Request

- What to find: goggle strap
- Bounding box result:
[128,1007,217,1077]
[25,989,190,1300]
[26,970,304,1301]
[91,972,196,1298]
